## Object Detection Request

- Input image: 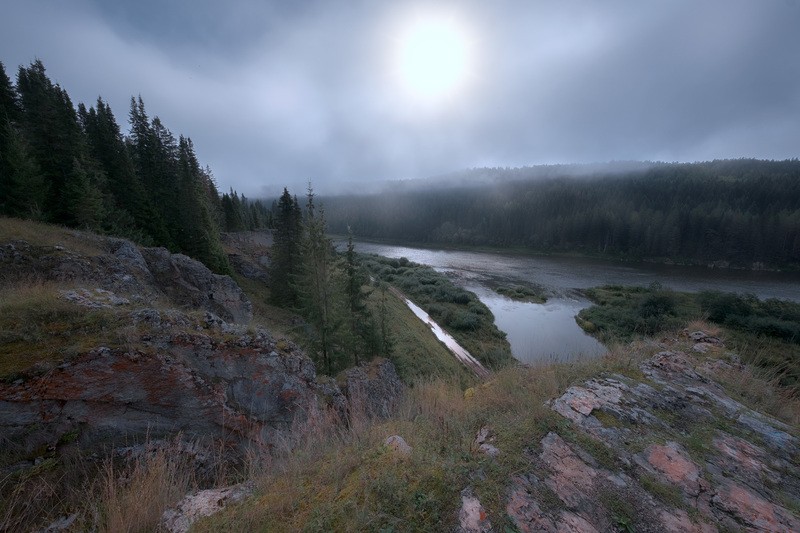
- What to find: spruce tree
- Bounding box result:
[269,187,302,305]
[296,186,346,374]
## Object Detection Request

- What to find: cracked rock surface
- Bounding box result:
[506,335,800,533]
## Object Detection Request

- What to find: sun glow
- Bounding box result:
[393,14,473,104]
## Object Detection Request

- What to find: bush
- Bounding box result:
[638,292,675,318]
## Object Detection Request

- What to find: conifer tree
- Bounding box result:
[16,61,87,223]
[343,228,374,364]
[269,187,302,305]
[296,186,346,374]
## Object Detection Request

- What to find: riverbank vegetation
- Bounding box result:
[578,284,800,389]
[358,254,513,370]
[322,159,800,270]
[495,283,547,303]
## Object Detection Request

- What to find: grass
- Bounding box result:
[359,254,514,370]
[191,345,664,532]
[578,285,800,393]
[0,216,105,256]
[0,282,131,380]
[0,438,200,532]
[365,286,475,387]
[495,284,547,304]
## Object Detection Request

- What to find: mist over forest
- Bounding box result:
[322,159,800,270]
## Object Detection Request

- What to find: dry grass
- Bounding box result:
[0,216,105,256]
[192,349,651,532]
[1,439,202,532]
[100,446,195,533]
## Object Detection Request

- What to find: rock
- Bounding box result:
[458,487,492,533]
[474,426,500,457]
[140,248,252,324]
[160,482,254,533]
[385,435,412,457]
[38,513,78,533]
[538,347,800,532]
[341,358,404,419]
[692,342,712,353]
[711,481,800,532]
[59,287,130,308]
[638,442,703,497]
[688,331,722,345]
[0,323,323,456]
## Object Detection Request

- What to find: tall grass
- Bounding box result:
[100,445,195,533]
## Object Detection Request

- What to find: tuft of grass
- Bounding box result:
[99,447,195,533]
[638,472,686,510]
[495,284,547,304]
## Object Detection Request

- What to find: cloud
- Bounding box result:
[2,0,799,197]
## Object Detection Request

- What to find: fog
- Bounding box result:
[2,0,799,196]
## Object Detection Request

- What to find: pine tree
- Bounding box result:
[343,228,374,365]
[269,187,302,305]
[296,186,346,374]
[0,118,46,218]
[174,136,230,273]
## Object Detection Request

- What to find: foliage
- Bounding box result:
[0,60,238,274]
[359,254,513,370]
[579,285,800,388]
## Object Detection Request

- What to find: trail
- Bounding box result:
[386,285,491,379]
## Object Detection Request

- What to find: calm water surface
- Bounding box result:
[354,242,800,364]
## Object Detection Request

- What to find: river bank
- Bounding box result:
[351,240,800,363]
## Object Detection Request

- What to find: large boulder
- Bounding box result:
[140,247,252,324]
[340,358,405,419]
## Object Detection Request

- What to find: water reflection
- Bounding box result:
[466,284,606,363]
[351,241,800,364]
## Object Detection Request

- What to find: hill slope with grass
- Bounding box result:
[194,326,800,532]
[0,217,406,530]
[2,217,799,531]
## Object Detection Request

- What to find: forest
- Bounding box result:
[0,60,270,274]
[322,159,800,270]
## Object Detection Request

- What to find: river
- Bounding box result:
[353,242,800,364]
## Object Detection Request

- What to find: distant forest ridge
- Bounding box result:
[0,60,269,273]
[322,159,800,270]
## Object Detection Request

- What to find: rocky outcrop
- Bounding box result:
[140,247,252,324]
[340,358,405,419]
[0,312,319,457]
[160,482,255,533]
[506,334,800,532]
[0,235,252,324]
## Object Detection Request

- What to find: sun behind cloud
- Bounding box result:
[392,12,474,105]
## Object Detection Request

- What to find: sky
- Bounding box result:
[2,0,799,197]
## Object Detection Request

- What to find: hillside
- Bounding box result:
[2,218,799,532]
[0,217,405,530]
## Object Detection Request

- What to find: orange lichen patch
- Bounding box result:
[540,432,598,508]
[712,482,800,532]
[645,442,703,496]
[712,434,769,475]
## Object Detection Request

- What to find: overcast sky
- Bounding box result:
[2,0,799,196]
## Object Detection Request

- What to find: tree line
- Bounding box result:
[322,159,800,269]
[0,59,269,273]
